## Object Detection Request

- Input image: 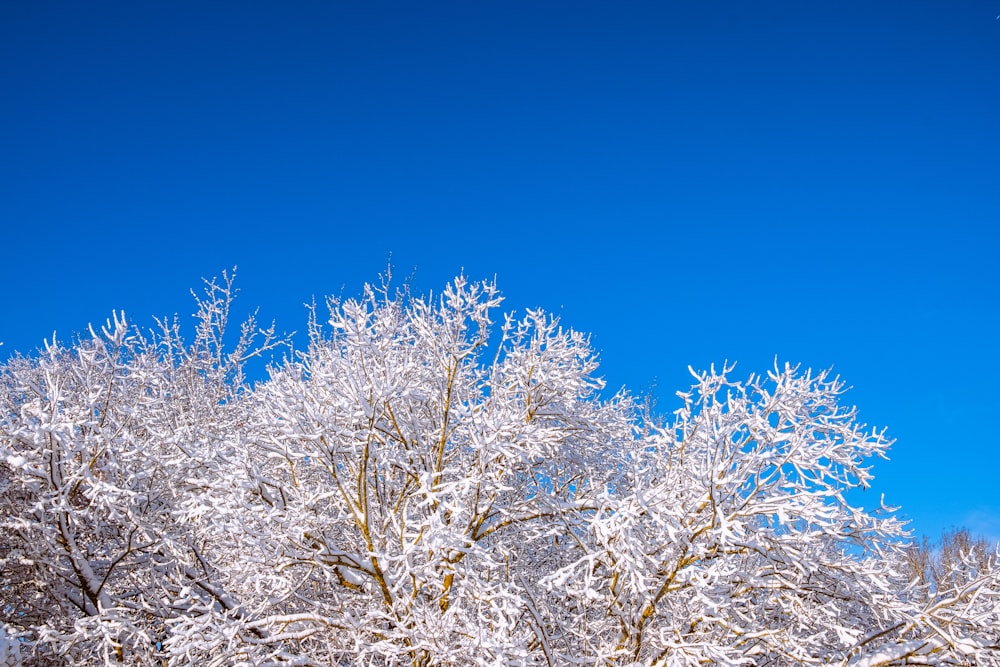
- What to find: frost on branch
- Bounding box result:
[1,274,998,666]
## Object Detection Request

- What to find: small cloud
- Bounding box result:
[961,507,1000,546]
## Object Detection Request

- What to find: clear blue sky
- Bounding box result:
[2,1,998,544]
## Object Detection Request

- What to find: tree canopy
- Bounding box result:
[1,274,998,666]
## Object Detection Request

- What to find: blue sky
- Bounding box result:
[2,1,998,544]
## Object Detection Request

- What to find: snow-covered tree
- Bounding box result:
[0,271,282,665]
[2,273,998,666]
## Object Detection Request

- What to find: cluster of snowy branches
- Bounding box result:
[1,273,998,666]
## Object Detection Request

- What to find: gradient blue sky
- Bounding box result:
[2,1,998,544]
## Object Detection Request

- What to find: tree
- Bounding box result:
[908,528,999,599]
[2,273,998,666]
[0,271,282,665]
